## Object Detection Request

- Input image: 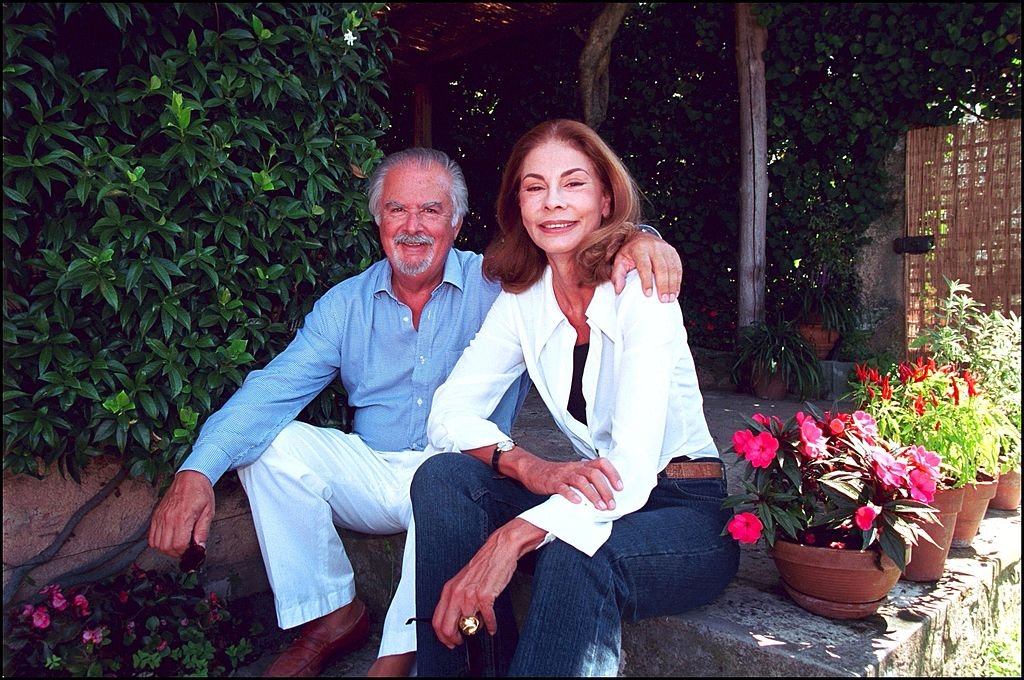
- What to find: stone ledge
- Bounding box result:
[619,508,1020,676]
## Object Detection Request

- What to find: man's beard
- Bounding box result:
[392,233,435,276]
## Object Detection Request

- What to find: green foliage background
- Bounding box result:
[2,2,1021,483]
[392,2,1020,349]
[3,3,393,482]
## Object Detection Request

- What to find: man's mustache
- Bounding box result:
[394,234,435,247]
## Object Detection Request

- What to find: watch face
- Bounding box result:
[496,440,516,452]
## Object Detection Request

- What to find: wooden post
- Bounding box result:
[735,3,768,330]
[413,81,432,148]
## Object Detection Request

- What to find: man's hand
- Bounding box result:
[148,470,216,558]
[611,231,682,302]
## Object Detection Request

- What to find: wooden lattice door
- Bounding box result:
[904,119,1022,353]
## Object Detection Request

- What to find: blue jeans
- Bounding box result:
[411,453,739,676]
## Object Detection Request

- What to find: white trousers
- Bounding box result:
[236,421,432,657]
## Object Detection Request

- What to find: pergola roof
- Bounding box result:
[383,2,603,79]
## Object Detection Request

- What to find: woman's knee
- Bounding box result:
[411,452,484,504]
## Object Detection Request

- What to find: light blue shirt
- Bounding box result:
[181,249,530,485]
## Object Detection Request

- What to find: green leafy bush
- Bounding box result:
[3,3,393,482]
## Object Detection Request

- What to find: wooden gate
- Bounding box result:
[904,119,1022,351]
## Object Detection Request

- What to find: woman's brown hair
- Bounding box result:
[483,119,643,292]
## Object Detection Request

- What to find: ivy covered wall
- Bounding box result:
[3,3,394,481]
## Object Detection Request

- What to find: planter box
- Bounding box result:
[2,459,268,606]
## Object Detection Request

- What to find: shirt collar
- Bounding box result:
[535,266,618,347]
[372,249,468,299]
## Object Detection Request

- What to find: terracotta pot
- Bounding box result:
[990,468,1021,511]
[798,322,840,360]
[902,485,965,582]
[751,366,787,400]
[771,540,902,619]
[951,476,999,548]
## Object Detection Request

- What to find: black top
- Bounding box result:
[567,342,589,425]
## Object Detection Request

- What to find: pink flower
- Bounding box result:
[907,445,941,478]
[82,627,105,645]
[73,594,91,617]
[871,448,909,489]
[20,604,35,619]
[829,541,847,550]
[908,468,937,503]
[50,590,68,611]
[851,411,878,443]
[855,504,880,531]
[798,419,828,459]
[732,430,779,468]
[727,512,764,544]
[31,606,50,630]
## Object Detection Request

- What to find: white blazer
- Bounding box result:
[427,268,716,556]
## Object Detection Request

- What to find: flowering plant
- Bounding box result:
[848,357,1016,487]
[3,565,256,677]
[722,405,940,570]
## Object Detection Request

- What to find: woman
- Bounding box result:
[412,119,738,676]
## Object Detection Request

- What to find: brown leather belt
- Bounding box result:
[659,458,724,480]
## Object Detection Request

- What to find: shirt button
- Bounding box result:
[416,398,423,406]
[403,316,409,323]
[419,356,426,364]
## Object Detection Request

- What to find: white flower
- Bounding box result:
[343,30,356,46]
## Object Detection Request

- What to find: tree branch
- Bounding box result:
[3,467,129,608]
[578,3,631,130]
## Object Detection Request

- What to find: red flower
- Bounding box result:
[73,594,91,617]
[727,512,764,544]
[752,413,781,429]
[828,417,845,435]
[732,430,779,468]
[854,504,880,531]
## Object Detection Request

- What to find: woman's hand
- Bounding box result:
[432,519,546,648]
[513,455,623,511]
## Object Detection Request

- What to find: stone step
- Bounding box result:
[234,389,1021,676]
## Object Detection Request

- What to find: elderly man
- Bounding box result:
[148,147,681,677]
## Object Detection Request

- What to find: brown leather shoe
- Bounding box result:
[263,600,370,677]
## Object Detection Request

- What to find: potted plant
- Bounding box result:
[731,317,822,399]
[789,209,862,360]
[794,284,859,360]
[849,357,1017,575]
[722,406,940,619]
[910,278,1021,511]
